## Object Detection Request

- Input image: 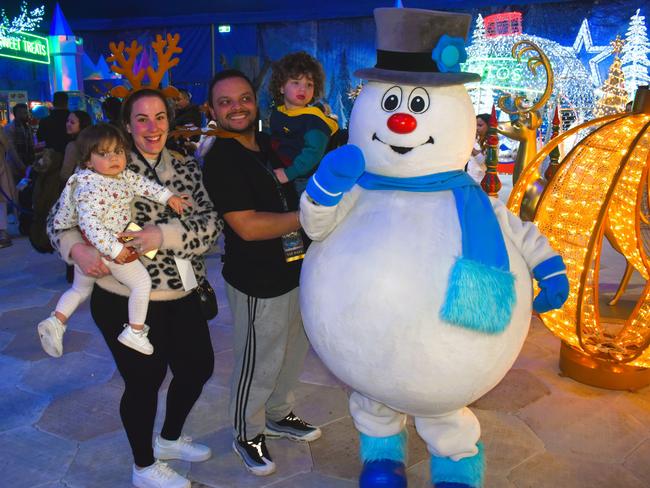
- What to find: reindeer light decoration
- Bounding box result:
[106,33,182,99]
[497,40,554,186]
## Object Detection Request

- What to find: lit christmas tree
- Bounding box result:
[469,14,488,57]
[593,37,628,118]
[621,9,650,99]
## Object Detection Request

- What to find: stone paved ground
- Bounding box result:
[2,230,650,488]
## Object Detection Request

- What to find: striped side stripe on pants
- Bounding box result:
[234,295,257,440]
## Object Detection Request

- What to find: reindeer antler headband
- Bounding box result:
[106,33,182,99]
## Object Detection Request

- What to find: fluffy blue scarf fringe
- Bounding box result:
[440,257,516,334]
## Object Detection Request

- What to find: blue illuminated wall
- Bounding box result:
[70,0,648,125]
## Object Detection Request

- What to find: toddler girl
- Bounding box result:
[38,123,190,357]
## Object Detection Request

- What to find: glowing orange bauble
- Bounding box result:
[509,88,650,389]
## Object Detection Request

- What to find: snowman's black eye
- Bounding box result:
[381,86,402,112]
[408,87,430,114]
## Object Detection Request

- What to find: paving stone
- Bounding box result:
[472,369,551,413]
[36,381,124,441]
[533,363,624,400]
[509,451,647,488]
[83,331,113,360]
[0,329,15,351]
[299,347,347,388]
[190,427,312,487]
[64,430,145,487]
[4,327,93,361]
[0,352,29,387]
[0,295,59,334]
[0,386,50,432]
[0,281,61,314]
[511,337,558,372]
[611,387,650,432]
[5,216,650,487]
[155,383,231,439]
[623,438,650,486]
[209,348,235,389]
[518,393,647,463]
[20,351,115,398]
[310,416,359,480]
[475,409,545,475]
[266,471,356,487]
[0,426,77,488]
[209,323,234,354]
[292,382,351,427]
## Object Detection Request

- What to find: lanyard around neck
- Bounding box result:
[247,149,290,212]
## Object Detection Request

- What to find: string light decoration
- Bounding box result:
[508,87,650,389]
[464,29,595,122]
[0,1,45,37]
[593,36,628,118]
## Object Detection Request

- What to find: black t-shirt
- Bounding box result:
[202,133,303,298]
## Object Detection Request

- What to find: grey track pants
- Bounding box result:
[226,283,309,441]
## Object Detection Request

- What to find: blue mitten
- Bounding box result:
[306,144,365,206]
[532,255,569,313]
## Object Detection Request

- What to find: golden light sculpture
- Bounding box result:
[497,40,554,185]
[509,87,650,390]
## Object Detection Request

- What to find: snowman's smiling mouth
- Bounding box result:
[372,133,434,154]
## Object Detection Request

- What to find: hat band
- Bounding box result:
[376,50,440,73]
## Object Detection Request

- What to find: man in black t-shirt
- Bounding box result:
[202,70,320,477]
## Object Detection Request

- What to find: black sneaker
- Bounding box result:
[265,412,322,442]
[232,434,276,476]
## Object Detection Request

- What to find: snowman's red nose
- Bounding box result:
[387,113,417,134]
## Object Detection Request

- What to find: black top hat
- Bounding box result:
[355,8,481,86]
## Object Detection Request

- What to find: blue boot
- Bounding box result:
[430,443,484,488]
[359,431,408,487]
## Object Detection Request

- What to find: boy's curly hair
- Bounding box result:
[269,51,325,106]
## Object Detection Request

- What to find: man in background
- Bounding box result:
[36,91,70,154]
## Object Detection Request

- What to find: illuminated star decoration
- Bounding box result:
[0,1,45,37]
[571,18,613,86]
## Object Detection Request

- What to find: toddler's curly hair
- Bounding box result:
[269,51,325,106]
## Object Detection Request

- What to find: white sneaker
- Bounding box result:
[154,434,212,462]
[118,324,154,355]
[37,314,66,357]
[132,460,190,488]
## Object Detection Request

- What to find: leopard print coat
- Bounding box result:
[47,148,223,299]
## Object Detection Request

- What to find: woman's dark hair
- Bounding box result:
[76,123,130,169]
[120,88,174,129]
[70,110,92,138]
[476,113,491,126]
[476,113,491,149]
[269,51,325,106]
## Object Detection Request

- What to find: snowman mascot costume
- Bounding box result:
[299,7,569,488]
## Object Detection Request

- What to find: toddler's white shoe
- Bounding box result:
[118,324,154,355]
[132,460,190,488]
[37,314,66,358]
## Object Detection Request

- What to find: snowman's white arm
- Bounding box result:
[299,185,362,241]
[491,198,559,270]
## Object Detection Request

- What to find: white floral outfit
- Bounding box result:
[51,168,174,326]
